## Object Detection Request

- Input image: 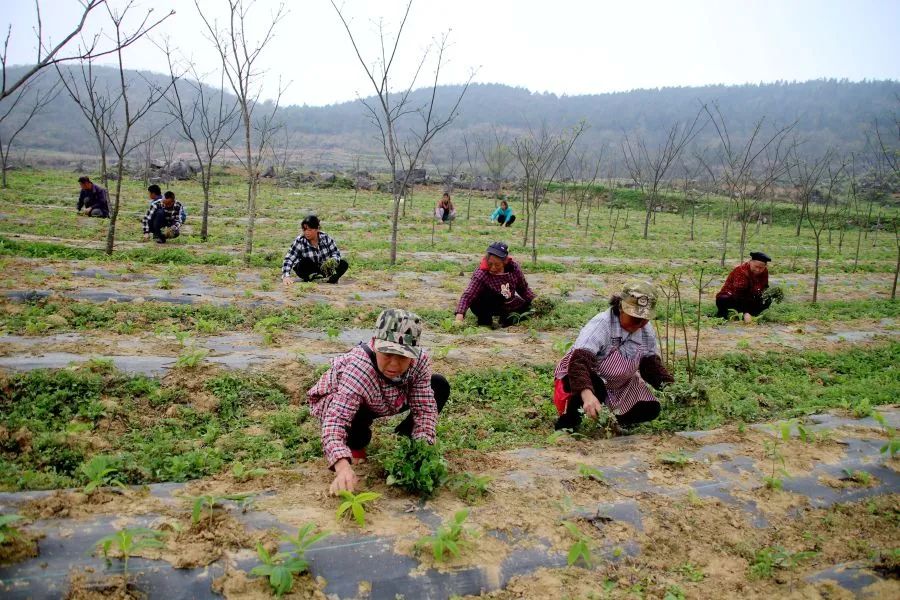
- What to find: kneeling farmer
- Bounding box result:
[716,251,772,322]
[553,281,673,432]
[308,309,450,495]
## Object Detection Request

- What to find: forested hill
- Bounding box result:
[5,64,898,169]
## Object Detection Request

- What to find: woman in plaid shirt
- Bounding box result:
[281,215,349,284]
[454,241,536,327]
[307,309,450,495]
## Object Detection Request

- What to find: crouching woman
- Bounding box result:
[307,309,450,494]
[553,281,673,432]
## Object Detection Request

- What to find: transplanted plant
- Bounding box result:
[95,527,166,575]
[449,472,493,504]
[414,509,472,562]
[873,412,899,459]
[80,455,125,494]
[189,493,255,528]
[336,491,381,528]
[577,464,606,483]
[251,523,331,598]
[175,347,209,368]
[0,514,24,544]
[749,545,818,579]
[562,521,594,568]
[380,437,448,498]
[231,461,268,483]
[658,451,693,468]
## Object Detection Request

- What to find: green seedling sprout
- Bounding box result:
[251,523,331,598]
[189,493,255,528]
[749,545,818,579]
[81,455,125,494]
[562,521,593,568]
[95,527,166,575]
[577,464,605,483]
[414,509,472,562]
[232,461,267,483]
[336,491,381,528]
[449,473,493,503]
[841,469,873,485]
[658,451,692,467]
[762,439,788,490]
[0,514,24,544]
[175,347,208,368]
[872,412,899,459]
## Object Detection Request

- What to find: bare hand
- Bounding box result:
[455,313,464,324]
[743,312,753,323]
[580,389,602,419]
[142,233,150,241]
[282,276,293,287]
[329,460,357,495]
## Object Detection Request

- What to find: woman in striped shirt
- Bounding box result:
[553,281,673,432]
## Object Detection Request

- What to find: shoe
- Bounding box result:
[326,276,340,284]
[155,237,166,244]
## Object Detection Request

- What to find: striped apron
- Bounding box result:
[553,340,657,416]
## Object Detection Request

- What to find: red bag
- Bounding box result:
[553,378,571,416]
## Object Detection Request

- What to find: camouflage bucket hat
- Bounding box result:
[620,281,657,320]
[372,309,423,359]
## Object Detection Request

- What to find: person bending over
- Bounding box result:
[281,214,349,285]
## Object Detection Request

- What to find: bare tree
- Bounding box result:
[798,154,845,302]
[872,108,899,298]
[332,0,473,265]
[97,2,174,255]
[0,1,166,103]
[478,126,515,205]
[621,108,705,239]
[462,134,479,220]
[162,46,240,243]
[55,56,117,186]
[513,121,585,264]
[701,103,796,266]
[0,74,58,188]
[196,0,287,266]
[565,144,605,227]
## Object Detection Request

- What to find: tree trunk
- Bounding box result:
[893,228,899,301]
[105,160,126,255]
[642,200,652,239]
[466,192,472,221]
[690,202,696,241]
[531,201,539,265]
[201,162,212,242]
[812,233,821,303]
[720,203,731,268]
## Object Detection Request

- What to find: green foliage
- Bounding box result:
[175,347,209,369]
[95,527,166,574]
[841,469,873,485]
[577,464,605,482]
[562,521,593,568]
[232,461,268,482]
[0,514,24,544]
[414,509,472,562]
[673,562,706,582]
[448,472,493,503]
[379,437,448,498]
[763,439,788,490]
[336,491,381,527]
[658,451,692,468]
[80,455,125,494]
[749,545,818,579]
[251,524,331,598]
[761,286,785,305]
[189,493,255,527]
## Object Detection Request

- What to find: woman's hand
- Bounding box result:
[580,389,603,419]
[455,313,464,324]
[329,459,358,495]
[282,276,293,287]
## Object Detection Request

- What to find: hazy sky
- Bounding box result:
[3,0,899,107]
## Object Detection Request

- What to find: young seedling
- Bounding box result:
[189,493,255,528]
[749,545,818,579]
[0,514,24,544]
[280,523,331,557]
[762,440,789,490]
[414,509,472,562]
[251,543,308,598]
[325,326,341,341]
[841,469,873,486]
[80,455,125,494]
[577,464,606,483]
[658,451,693,468]
[872,412,899,459]
[232,461,268,483]
[449,472,493,504]
[336,491,381,528]
[674,562,706,582]
[562,521,593,568]
[95,527,166,575]
[175,347,208,369]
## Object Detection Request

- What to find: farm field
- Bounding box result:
[0,168,898,599]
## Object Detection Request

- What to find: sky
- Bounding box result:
[2,0,899,107]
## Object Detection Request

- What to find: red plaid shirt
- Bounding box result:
[307,342,437,467]
[716,262,768,303]
[456,257,535,315]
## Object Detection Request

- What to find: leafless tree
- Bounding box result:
[0,74,58,188]
[621,107,705,239]
[872,107,899,298]
[678,156,707,241]
[54,56,116,186]
[332,0,474,265]
[701,103,796,266]
[196,0,287,266]
[565,144,605,227]
[97,2,174,255]
[462,133,479,219]
[478,126,515,206]
[797,154,846,302]
[161,46,240,242]
[1,1,166,103]
[513,121,585,264]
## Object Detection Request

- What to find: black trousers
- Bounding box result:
[148,207,180,240]
[497,214,516,226]
[470,291,530,327]
[346,374,450,451]
[715,296,771,319]
[554,372,661,431]
[292,257,349,283]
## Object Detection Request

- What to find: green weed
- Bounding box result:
[379,437,448,498]
[80,455,125,494]
[448,472,493,503]
[175,347,209,369]
[749,545,818,579]
[0,514,24,544]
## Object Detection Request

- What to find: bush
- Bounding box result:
[378,437,448,498]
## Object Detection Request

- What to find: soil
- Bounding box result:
[21,488,166,520]
[211,566,328,599]
[0,527,41,565]
[66,570,142,600]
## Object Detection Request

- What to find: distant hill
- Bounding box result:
[4,65,898,173]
